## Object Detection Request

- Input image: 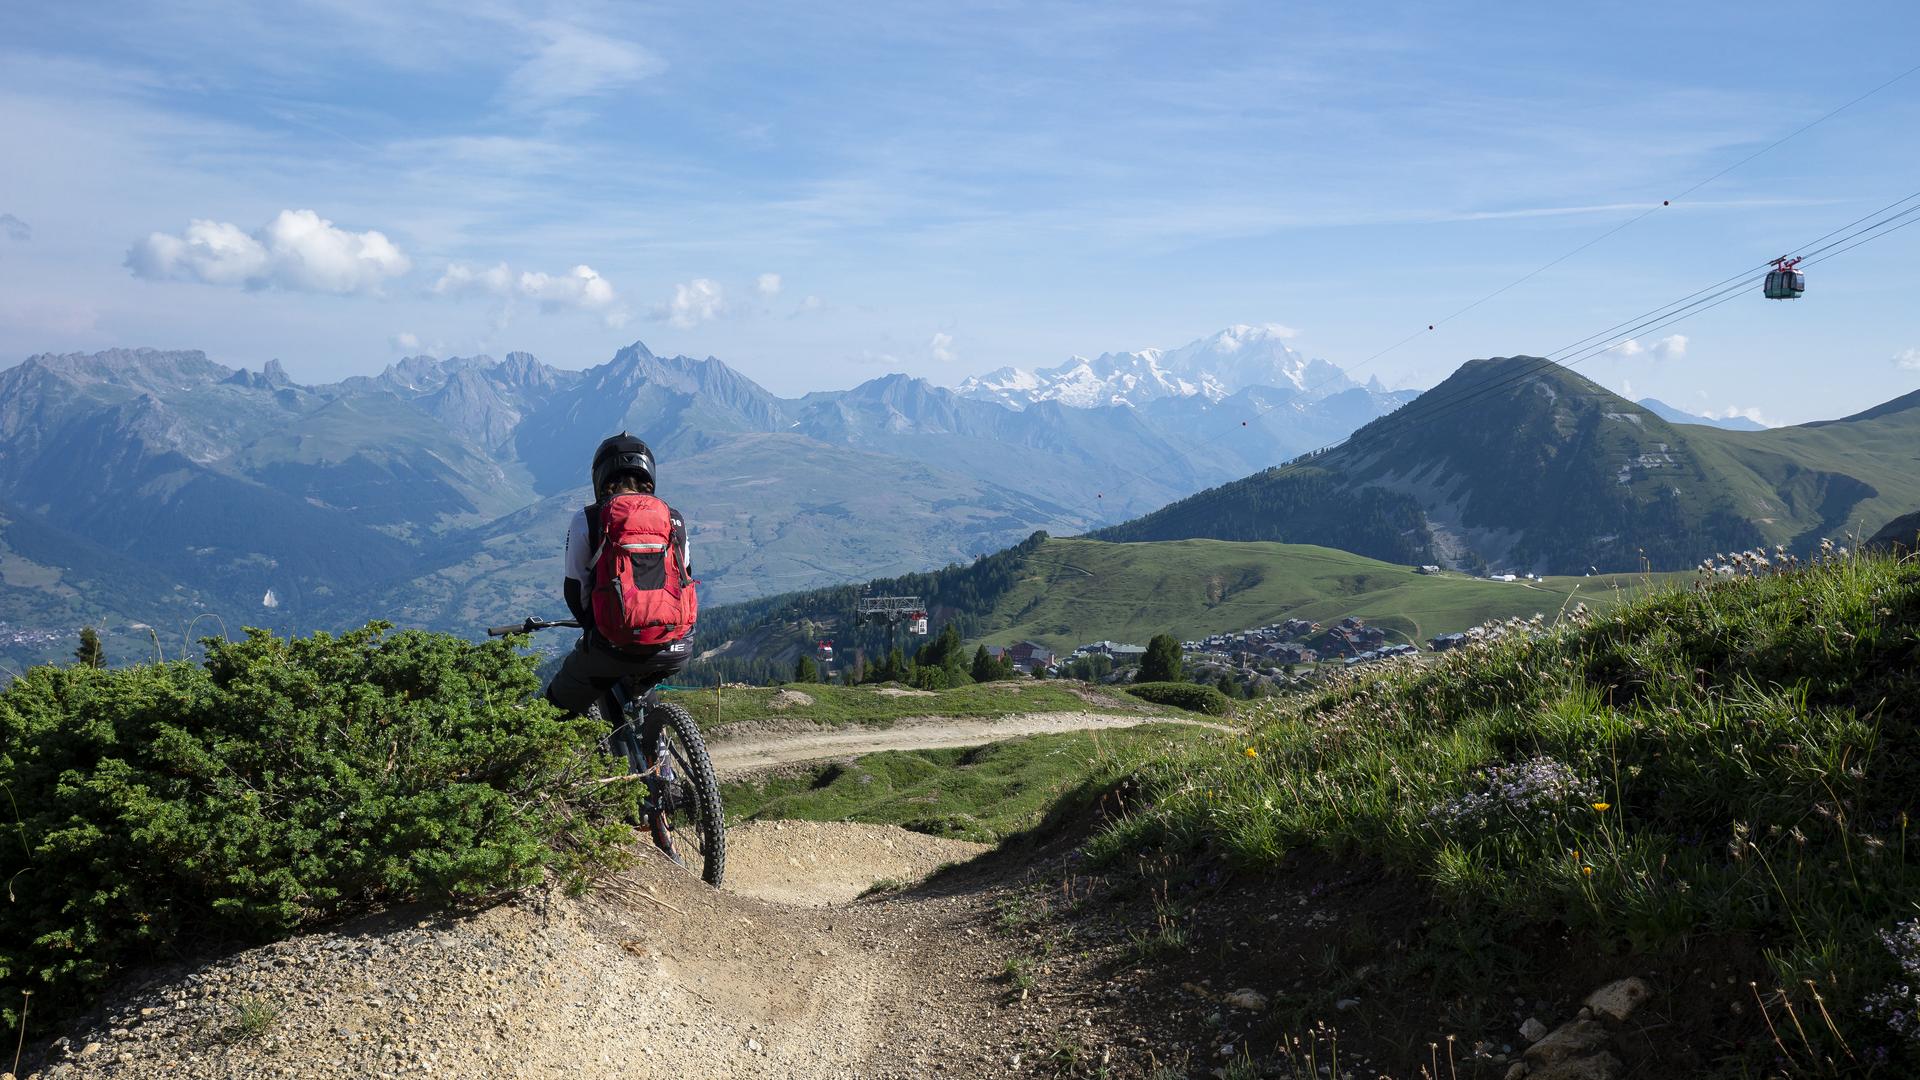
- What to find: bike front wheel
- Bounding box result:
[640,702,727,886]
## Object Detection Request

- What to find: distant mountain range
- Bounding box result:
[1636,397,1767,431]
[0,332,1410,668]
[1095,356,1920,574]
[957,324,1364,408]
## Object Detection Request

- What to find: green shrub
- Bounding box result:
[0,623,635,1031]
[1125,681,1232,716]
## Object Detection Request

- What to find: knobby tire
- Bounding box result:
[642,702,727,886]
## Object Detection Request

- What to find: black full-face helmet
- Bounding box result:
[591,432,655,495]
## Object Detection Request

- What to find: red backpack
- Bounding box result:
[586,493,698,648]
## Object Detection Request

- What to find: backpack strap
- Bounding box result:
[583,503,606,573]
[666,504,691,585]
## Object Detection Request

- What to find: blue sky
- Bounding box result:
[1,1,1916,423]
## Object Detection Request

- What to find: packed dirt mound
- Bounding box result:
[707,710,1230,775]
[28,826,1015,1080]
[724,821,988,906]
[765,688,815,710]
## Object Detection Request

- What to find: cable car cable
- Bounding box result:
[1295,61,1920,395]
[1086,179,1920,515]
[1065,166,1920,524]
[1351,186,1920,425]
[1413,193,1920,414]
[1292,191,1920,454]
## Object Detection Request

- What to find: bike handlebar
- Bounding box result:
[486,618,582,637]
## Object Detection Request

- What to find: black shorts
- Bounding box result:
[543,632,692,718]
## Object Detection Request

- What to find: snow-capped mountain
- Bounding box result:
[956,324,1359,409]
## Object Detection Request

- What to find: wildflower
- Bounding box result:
[1427,755,1602,833]
[1243,747,1259,759]
[1592,802,1611,812]
[1582,866,1594,877]
[1864,918,1920,1045]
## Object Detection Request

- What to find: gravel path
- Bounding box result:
[19,713,1235,1080]
[723,821,989,906]
[705,711,1232,776]
[20,826,1021,1080]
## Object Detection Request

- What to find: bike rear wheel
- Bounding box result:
[639,702,726,886]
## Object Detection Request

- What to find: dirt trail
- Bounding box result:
[706,710,1231,776]
[34,825,1019,1080]
[28,716,1232,1080]
[724,820,989,906]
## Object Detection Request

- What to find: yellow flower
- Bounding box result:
[1592,802,1612,812]
[1244,747,1260,759]
[1582,866,1594,877]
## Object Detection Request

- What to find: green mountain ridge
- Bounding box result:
[1094,356,1920,573]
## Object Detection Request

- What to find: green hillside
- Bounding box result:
[692,533,1678,679]
[1096,357,1920,574]
[1093,549,1920,1074]
[970,537,1669,649]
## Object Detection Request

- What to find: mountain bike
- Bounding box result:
[488,617,726,886]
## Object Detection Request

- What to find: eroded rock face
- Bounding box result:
[1582,977,1651,1024]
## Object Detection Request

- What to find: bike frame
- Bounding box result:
[487,617,704,869]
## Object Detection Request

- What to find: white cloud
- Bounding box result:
[1705,405,1771,427]
[503,22,664,113]
[658,278,725,328]
[930,331,955,363]
[756,272,782,296]
[519,265,619,319]
[0,213,29,242]
[434,261,627,326]
[126,209,410,294]
[1607,334,1687,361]
[433,261,514,298]
[1895,347,1920,370]
[391,331,422,352]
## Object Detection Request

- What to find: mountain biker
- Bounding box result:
[544,433,698,719]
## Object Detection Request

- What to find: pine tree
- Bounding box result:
[75,626,104,668]
[1140,633,1183,683]
[794,654,819,683]
[971,645,996,683]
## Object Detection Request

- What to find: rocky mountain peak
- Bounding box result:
[955,326,1359,409]
[22,348,233,393]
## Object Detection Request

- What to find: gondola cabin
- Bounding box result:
[1764,256,1805,300]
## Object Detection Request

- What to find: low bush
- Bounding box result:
[1124,681,1233,716]
[1095,551,1920,1073]
[0,623,634,1031]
